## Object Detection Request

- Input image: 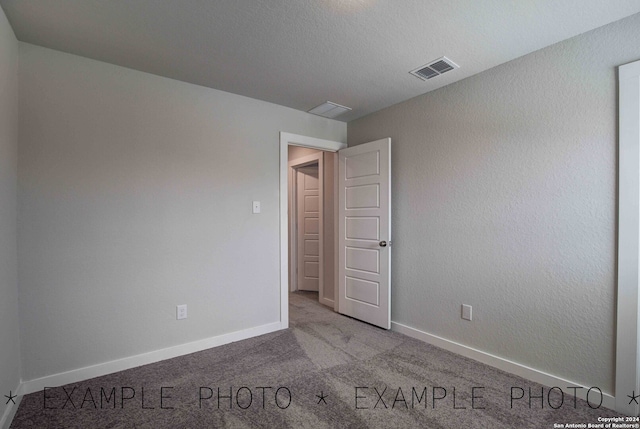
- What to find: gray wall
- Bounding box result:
[0,5,20,423]
[18,43,346,381]
[288,146,322,161]
[322,151,336,304]
[348,13,640,394]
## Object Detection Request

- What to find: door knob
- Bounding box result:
[379,241,387,247]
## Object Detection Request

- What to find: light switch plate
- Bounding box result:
[462,304,472,321]
[252,201,261,214]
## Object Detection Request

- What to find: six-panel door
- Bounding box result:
[338,138,391,329]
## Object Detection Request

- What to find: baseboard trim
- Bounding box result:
[21,321,284,396]
[319,297,334,308]
[391,321,615,411]
[0,383,21,429]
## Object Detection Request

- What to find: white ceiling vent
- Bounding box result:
[308,101,352,118]
[410,56,459,81]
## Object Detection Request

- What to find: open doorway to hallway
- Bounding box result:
[279,133,346,329]
[280,132,392,330]
[287,145,338,310]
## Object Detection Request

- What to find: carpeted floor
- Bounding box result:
[10,292,624,428]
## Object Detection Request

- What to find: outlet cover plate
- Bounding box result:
[177,304,187,320]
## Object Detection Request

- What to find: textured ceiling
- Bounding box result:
[2,0,639,122]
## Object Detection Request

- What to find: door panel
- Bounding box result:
[338,138,391,329]
[345,151,380,178]
[345,277,380,306]
[304,239,319,256]
[346,184,379,209]
[345,217,379,240]
[346,247,379,273]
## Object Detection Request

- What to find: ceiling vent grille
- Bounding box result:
[410,56,459,81]
[308,101,352,118]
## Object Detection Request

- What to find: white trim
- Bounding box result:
[19,321,281,395]
[333,151,340,312]
[617,58,640,415]
[280,132,346,153]
[392,322,616,411]
[279,132,346,328]
[0,384,21,429]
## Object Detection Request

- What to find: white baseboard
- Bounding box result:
[319,297,334,308]
[6,320,617,426]
[391,321,616,411]
[20,321,284,396]
[0,385,21,429]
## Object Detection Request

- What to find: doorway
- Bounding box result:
[279,133,346,329]
[288,146,337,308]
[279,132,392,330]
[293,161,321,293]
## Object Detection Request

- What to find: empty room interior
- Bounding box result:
[2,1,640,428]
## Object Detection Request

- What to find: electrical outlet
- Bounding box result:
[177,304,187,320]
[462,304,472,321]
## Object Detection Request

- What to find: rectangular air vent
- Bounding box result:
[308,101,352,118]
[410,56,459,81]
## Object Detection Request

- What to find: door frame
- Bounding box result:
[616,59,640,415]
[288,153,323,294]
[280,132,347,328]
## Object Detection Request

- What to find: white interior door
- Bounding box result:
[338,138,391,329]
[297,164,322,291]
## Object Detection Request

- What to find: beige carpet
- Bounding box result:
[10,291,623,428]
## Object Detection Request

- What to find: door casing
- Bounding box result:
[616,58,640,415]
